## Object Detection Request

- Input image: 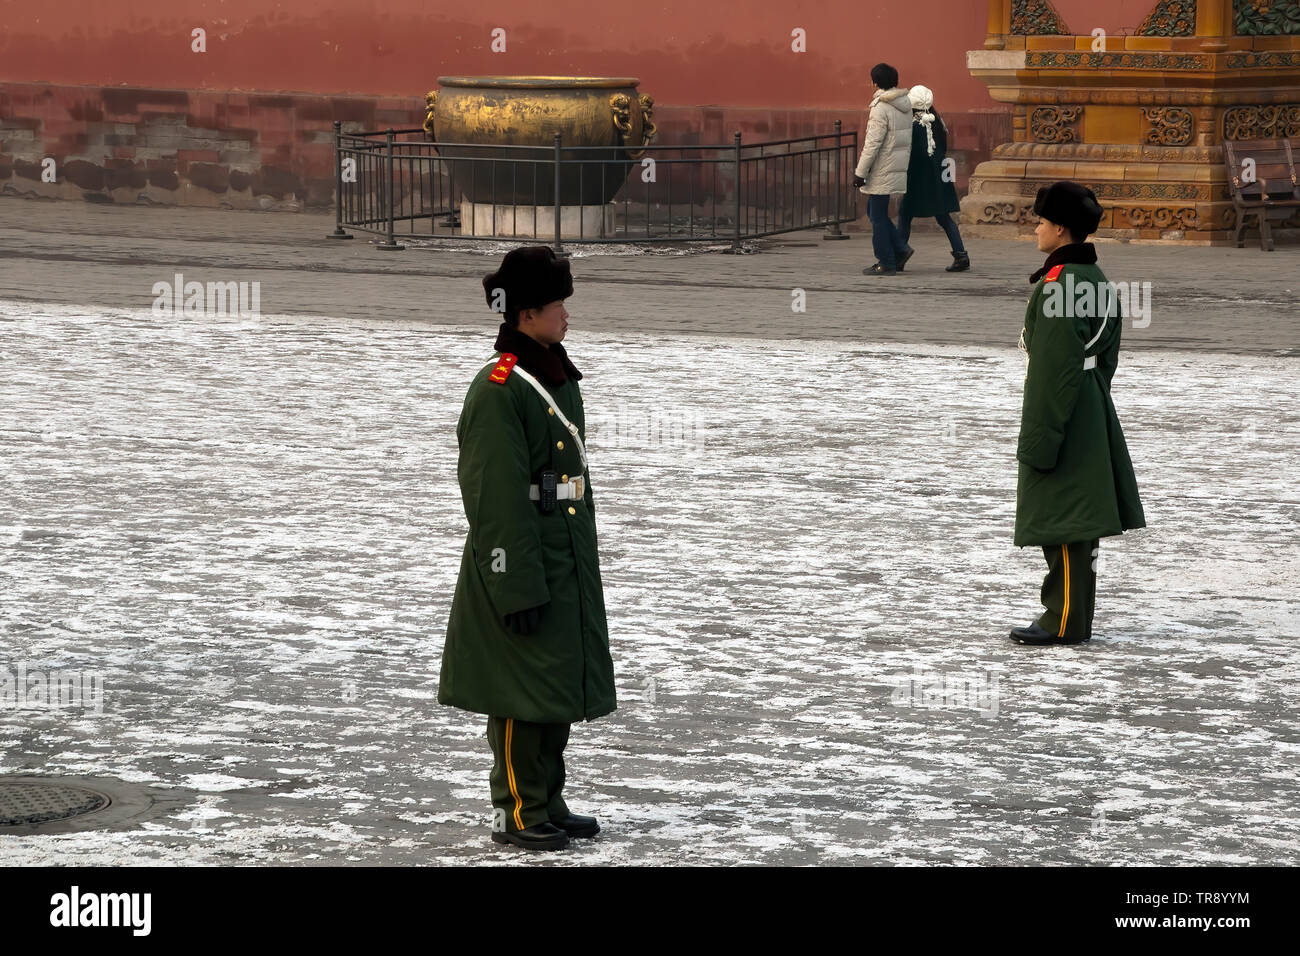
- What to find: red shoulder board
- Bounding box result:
[488,353,518,384]
[1044,264,1064,282]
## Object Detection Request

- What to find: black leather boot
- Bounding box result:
[491,821,570,850]
[551,813,600,838]
[946,251,971,272]
[1009,622,1089,645]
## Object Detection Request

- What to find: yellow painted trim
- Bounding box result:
[505,718,524,830]
[1058,545,1070,638]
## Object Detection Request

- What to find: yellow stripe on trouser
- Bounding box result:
[505,718,524,830]
[1058,545,1070,638]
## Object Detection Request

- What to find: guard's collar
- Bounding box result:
[493,322,582,386]
[1030,242,1097,284]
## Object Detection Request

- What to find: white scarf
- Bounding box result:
[908,85,937,156]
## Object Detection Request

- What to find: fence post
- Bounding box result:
[436,122,459,229]
[444,156,460,228]
[552,133,569,257]
[824,119,850,241]
[376,127,405,251]
[851,128,860,222]
[329,120,354,239]
[728,131,743,253]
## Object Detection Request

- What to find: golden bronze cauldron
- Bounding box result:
[424,76,657,206]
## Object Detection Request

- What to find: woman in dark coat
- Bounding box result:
[898,85,969,272]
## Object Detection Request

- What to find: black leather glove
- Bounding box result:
[504,605,543,635]
[852,175,866,188]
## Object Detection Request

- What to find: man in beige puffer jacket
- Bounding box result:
[853,63,913,276]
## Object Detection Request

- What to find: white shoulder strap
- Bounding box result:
[1083,313,1107,352]
[487,358,588,471]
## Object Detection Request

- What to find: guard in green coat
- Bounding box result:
[439,246,616,850]
[1011,182,1146,646]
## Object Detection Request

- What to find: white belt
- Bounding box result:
[1083,355,1097,370]
[529,476,585,502]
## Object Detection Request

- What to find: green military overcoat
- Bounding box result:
[439,344,616,724]
[1014,258,1146,547]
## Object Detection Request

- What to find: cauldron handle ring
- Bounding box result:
[611,93,657,160]
[423,90,438,140]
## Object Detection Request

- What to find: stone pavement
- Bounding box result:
[1,199,1297,353]
[0,198,1297,865]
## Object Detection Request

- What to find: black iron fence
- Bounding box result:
[329,121,859,251]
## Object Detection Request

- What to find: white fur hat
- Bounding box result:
[908,86,938,155]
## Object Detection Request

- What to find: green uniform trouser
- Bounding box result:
[486,716,570,832]
[1036,539,1099,640]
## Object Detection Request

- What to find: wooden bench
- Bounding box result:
[1222,138,1300,251]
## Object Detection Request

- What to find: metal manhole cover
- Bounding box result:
[0,781,112,827]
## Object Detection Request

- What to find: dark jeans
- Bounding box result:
[898,211,967,255]
[867,194,910,269]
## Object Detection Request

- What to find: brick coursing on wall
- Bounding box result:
[0,83,1011,211]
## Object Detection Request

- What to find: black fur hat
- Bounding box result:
[1033,181,1104,238]
[483,245,573,319]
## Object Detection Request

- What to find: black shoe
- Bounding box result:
[551,813,600,838]
[896,246,915,271]
[946,251,970,272]
[863,263,897,276]
[1009,623,1089,646]
[491,822,570,851]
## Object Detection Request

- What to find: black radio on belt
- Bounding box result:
[538,469,558,513]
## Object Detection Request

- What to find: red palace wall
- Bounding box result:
[0,0,1016,210]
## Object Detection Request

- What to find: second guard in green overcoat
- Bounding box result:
[1011,182,1146,645]
[439,246,616,851]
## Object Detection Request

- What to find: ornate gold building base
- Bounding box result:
[964,1,1300,244]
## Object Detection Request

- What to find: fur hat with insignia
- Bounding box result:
[483,245,573,320]
[1033,181,1104,239]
